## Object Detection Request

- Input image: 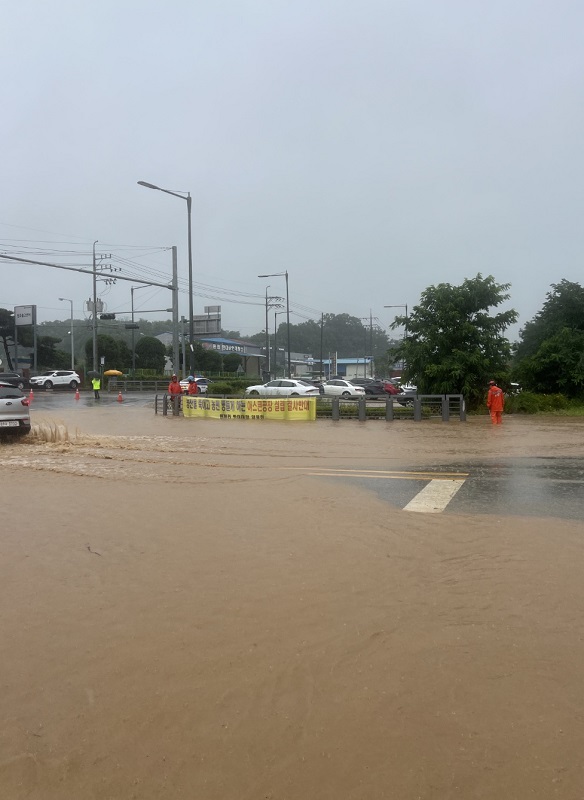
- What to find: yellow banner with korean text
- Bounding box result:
[182,396,316,421]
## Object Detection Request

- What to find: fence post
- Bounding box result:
[332,397,340,421]
[442,396,450,422]
[162,393,168,416]
[413,397,422,421]
[358,396,366,421]
[385,396,394,421]
[459,395,466,422]
[172,395,181,416]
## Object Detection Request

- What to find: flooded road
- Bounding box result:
[2,399,584,798]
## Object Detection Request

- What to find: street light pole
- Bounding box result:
[259,271,291,377]
[58,297,74,370]
[274,310,287,378]
[265,285,270,376]
[138,180,194,373]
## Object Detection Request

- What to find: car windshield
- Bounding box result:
[296,380,314,386]
[0,387,24,398]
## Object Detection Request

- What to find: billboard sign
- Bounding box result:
[14,305,36,326]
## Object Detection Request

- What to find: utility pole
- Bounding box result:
[320,313,324,380]
[370,308,373,377]
[181,316,187,376]
[264,286,270,377]
[92,241,98,373]
[171,246,180,376]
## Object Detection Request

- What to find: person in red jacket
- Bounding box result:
[487,380,504,424]
[168,374,183,396]
[186,376,199,396]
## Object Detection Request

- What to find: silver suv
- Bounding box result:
[30,370,81,391]
[0,385,31,436]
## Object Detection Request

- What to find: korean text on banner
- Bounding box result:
[182,397,316,421]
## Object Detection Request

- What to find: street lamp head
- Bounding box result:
[137,180,161,190]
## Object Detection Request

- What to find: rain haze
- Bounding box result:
[2,0,584,338]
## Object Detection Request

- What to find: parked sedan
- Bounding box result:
[0,372,28,391]
[29,370,81,390]
[0,384,31,437]
[245,379,321,397]
[322,379,366,398]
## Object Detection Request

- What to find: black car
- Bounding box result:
[350,378,387,396]
[0,372,28,391]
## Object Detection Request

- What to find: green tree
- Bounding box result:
[514,280,584,361]
[191,341,222,373]
[37,336,70,370]
[392,274,518,408]
[512,280,584,397]
[134,336,166,373]
[270,313,391,362]
[223,352,242,372]
[515,329,584,397]
[84,335,133,372]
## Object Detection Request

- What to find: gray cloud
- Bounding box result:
[2,0,583,338]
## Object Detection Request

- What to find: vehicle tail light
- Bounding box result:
[21,398,29,407]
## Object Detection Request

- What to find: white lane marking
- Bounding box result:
[403,479,465,513]
[306,472,461,481]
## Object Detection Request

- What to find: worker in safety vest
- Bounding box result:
[486,380,504,424]
[91,377,101,399]
[186,376,199,396]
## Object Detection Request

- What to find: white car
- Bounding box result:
[245,379,320,397]
[322,379,366,398]
[29,370,81,390]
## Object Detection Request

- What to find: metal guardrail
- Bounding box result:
[318,394,465,421]
[108,380,171,393]
[154,393,466,421]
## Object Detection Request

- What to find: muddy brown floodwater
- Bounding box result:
[1,404,584,799]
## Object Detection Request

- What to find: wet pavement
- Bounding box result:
[322,458,584,520]
[22,391,584,521]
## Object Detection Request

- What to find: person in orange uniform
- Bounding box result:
[167,374,183,414]
[487,379,504,424]
[168,374,183,396]
[186,376,199,396]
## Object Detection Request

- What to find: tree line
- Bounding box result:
[1,275,584,405]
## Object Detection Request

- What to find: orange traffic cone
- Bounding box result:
[117,391,123,403]
[75,388,80,401]
[29,388,34,403]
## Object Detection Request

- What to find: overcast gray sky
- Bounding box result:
[2,0,583,340]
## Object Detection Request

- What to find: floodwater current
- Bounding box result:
[1,396,584,799]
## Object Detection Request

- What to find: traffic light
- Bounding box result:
[100,313,116,320]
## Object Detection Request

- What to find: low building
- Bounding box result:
[309,357,374,380]
[199,337,263,376]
